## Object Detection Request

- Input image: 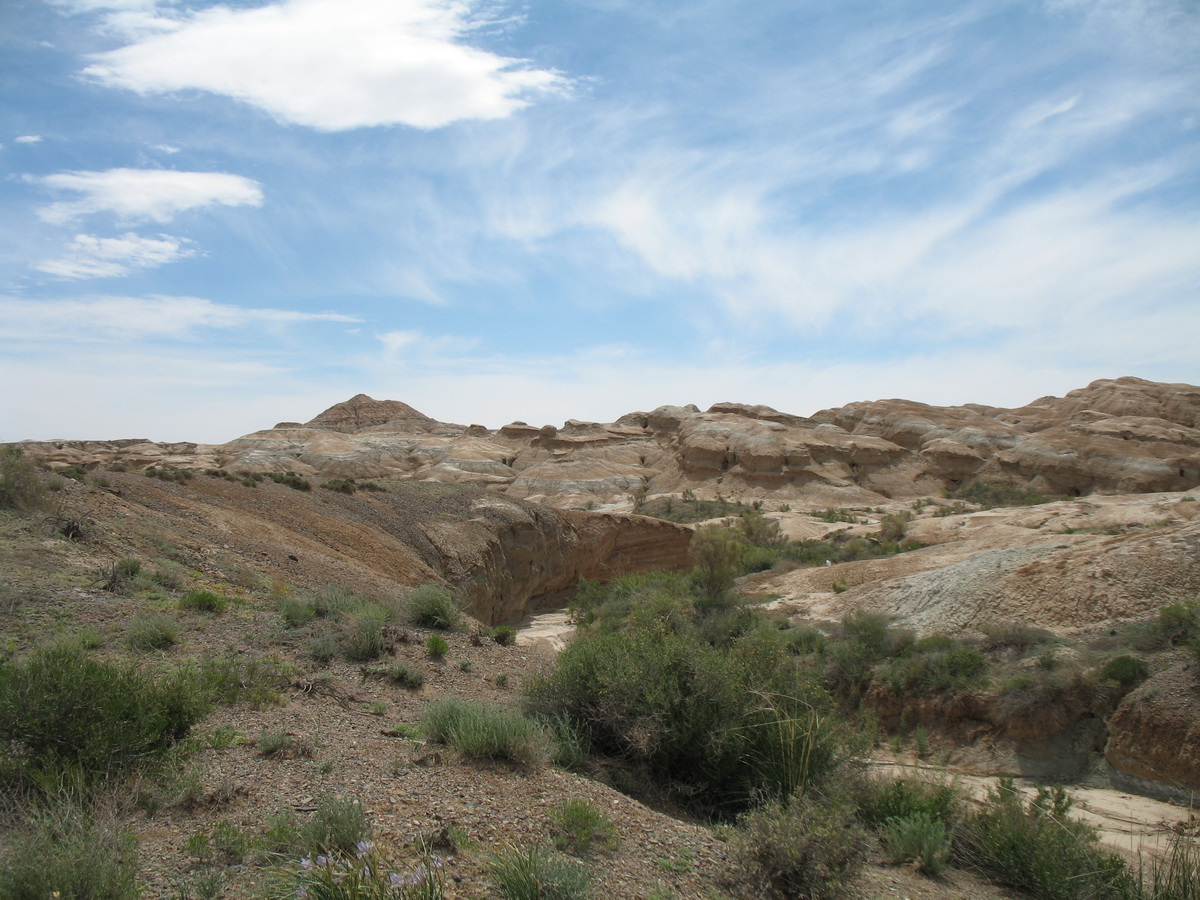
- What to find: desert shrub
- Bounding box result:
[0,445,46,511]
[0,645,208,786]
[279,845,446,900]
[0,800,138,900]
[951,480,1061,508]
[387,663,425,689]
[179,589,226,613]
[785,624,827,655]
[423,699,549,766]
[491,625,518,646]
[1140,835,1200,900]
[310,585,364,619]
[1157,600,1200,646]
[979,621,1057,652]
[404,585,463,630]
[99,557,143,593]
[852,772,962,829]
[273,795,372,858]
[878,512,911,542]
[884,812,953,875]
[489,844,592,900]
[342,609,387,661]
[257,729,314,759]
[279,596,318,626]
[125,612,180,652]
[550,799,619,855]
[729,793,869,900]
[690,525,743,603]
[956,780,1133,900]
[737,509,786,548]
[268,471,311,491]
[1099,654,1149,686]
[308,629,338,664]
[525,616,846,816]
[883,638,987,694]
[194,653,289,706]
[426,634,450,660]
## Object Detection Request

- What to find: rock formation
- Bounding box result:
[20,376,1200,508]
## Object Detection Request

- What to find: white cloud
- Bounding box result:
[34,168,263,224]
[0,295,358,342]
[14,135,43,144]
[34,232,194,279]
[80,0,570,131]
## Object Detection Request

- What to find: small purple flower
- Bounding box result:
[356,840,374,858]
[389,872,404,887]
[316,855,328,867]
[431,854,444,869]
[300,857,313,870]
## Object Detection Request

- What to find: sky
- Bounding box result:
[2,0,1198,443]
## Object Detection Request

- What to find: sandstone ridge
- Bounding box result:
[21,376,1200,507]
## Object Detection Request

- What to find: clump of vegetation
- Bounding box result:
[0,445,46,510]
[978,621,1057,652]
[489,844,592,900]
[144,465,193,483]
[550,799,619,855]
[404,585,464,630]
[268,471,312,491]
[636,492,751,524]
[178,588,227,613]
[491,625,518,646]
[99,557,144,593]
[949,479,1067,509]
[343,609,388,661]
[884,812,954,875]
[955,780,1132,900]
[1099,654,1149,686]
[426,634,450,660]
[0,644,209,787]
[0,800,139,900]
[423,699,549,766]
[529,572,855,817]
[262,794,373,859]
[126,612,181,652]
[321,478,387,494]
[728,793,869,900]
[881,634,987,694]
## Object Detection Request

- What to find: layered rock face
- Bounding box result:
[22,377,1200,507]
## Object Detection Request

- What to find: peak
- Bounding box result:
[306,395,434,433]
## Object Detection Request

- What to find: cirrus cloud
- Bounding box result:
[35,232,195,279]
[34,168,263,224]
[80,0,571,131]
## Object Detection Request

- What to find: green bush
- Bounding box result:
[279,596,318,626]
[308,629,338,664]
[0,801,138,900]
[0,645,209,785]
[852,772,961,829]
[194,653,289,706]
[550,799,619,855]
[1099,654,1149,686]
[884,812,953,875]
[264,794,372,859]
[387,663,425,689]
[489,844,592,900]
[179,589,226,614]
[956,780,1134,900]
[525,615,845,816]
[1158,601,1199,646]
[883,638,987,694]
[491,625,518,646]
[426,634,450,660]
[125,612,180,652]
[343,610,387,661]
[729,793,869,900]
[423,699,549,766]
[0,445,46,511]
[404,585,463,630]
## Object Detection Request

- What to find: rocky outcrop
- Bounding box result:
[18,376,1200,507]
[1105,665,1200,801]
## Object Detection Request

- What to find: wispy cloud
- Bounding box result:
[79,0,571,131]
[34,168,263,224]
[0,295,358,343]
[14,135,43,144]
[34,232,194,279]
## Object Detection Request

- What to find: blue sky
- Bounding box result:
[2,0,1198,443]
